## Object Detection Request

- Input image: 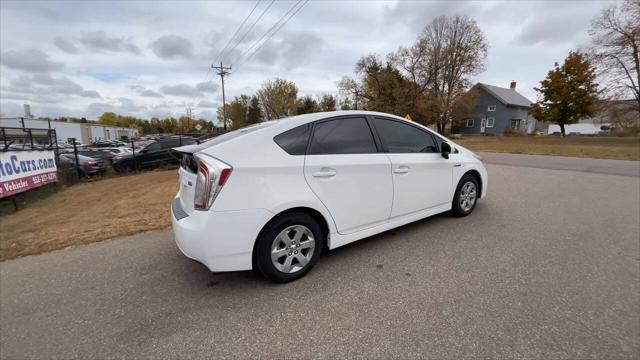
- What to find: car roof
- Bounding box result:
[271,110,408,128]
[176,111,436,155]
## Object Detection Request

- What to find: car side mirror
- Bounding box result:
[441,142,451,159]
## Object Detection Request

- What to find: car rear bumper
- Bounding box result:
[171,195,274,272]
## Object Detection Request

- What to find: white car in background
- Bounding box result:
[171,111,488,282]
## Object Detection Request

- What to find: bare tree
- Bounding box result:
[337,75,362,110]
[588,0,640,114]
[392,15,488,133]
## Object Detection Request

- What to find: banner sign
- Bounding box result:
[0,151,58,198]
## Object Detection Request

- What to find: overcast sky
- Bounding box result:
[0,0,615,123]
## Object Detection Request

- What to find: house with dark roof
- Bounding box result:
[461,82,538,135]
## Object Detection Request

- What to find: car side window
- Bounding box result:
[274,124,311,155]
[144,142,162,153]
[372,117,438,153]
[308,117,377,155]
[161,140,180,149]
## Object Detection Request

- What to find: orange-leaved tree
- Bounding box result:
[530,51,599,136]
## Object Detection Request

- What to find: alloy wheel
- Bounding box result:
[270,225,316,274]
[459,181,477,212]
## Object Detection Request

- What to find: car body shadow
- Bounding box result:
[167,206,480,291]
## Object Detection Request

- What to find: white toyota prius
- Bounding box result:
[171,111,488,282]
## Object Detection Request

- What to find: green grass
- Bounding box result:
[456,136,640,161]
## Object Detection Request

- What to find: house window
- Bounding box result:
[487,105,496,112]
[466,119,474,127]
[486,117,495,128]
[511,119,521,129]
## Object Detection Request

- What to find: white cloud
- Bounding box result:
[197,100,218,108]
[150,35,193,59]
[78,30,141,55]
[160,81,218,98]
[54,36,78,54]
[1,49,64,72]
[2,73,101,100]
[85,97,147,118]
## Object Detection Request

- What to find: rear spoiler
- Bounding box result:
[173,143,206,155]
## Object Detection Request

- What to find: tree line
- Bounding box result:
[215,79,345,130]
[96,112,216,135]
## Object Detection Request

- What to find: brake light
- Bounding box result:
[86,160,97,166]
[219,168,232,187]
[193,154,233,211]
[194,163,211,210]
[472,153,484,162]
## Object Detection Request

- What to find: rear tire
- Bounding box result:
[255,213,323,283]
[451,174,479,217]
[117,161,134,173]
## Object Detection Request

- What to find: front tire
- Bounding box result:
[255,213,323,283]
[451,174,479,217]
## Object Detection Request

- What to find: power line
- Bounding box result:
[214,0,261,63]
[234,0,308,70]
[233,0,303,67]
[188,1,260,121]
[220,0,276,64]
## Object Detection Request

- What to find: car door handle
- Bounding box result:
[393,166,410,174]
[312,169,336,178]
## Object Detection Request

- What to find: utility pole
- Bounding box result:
[212,62,232,131]
[186,106,192,133]
[354,90,359,110]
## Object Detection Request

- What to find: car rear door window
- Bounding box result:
[274,124,311,155]
[144,142,162,153]
[372,117,438,153]
[161,140,180,149]
[308,117,377,155]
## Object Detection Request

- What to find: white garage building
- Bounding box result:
[0,118,139,143]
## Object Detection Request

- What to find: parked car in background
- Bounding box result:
[59,153,107,177]
[113,136,196,172]
[77,146,132,160]
[171,111,488,282]
[97,147,132,162]
[91,140,128,148]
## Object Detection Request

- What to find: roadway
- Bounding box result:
[1,154,639,359]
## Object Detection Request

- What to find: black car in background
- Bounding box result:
[112,137,196,172]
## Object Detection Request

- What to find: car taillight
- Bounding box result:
[193,154,233,211]
[86,160,97,166]
[472,153,484,162]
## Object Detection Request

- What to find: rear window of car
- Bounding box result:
[273,124,311,155]
[308,117,377,155]
[162,140,182,149]
[176,122,276,154]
